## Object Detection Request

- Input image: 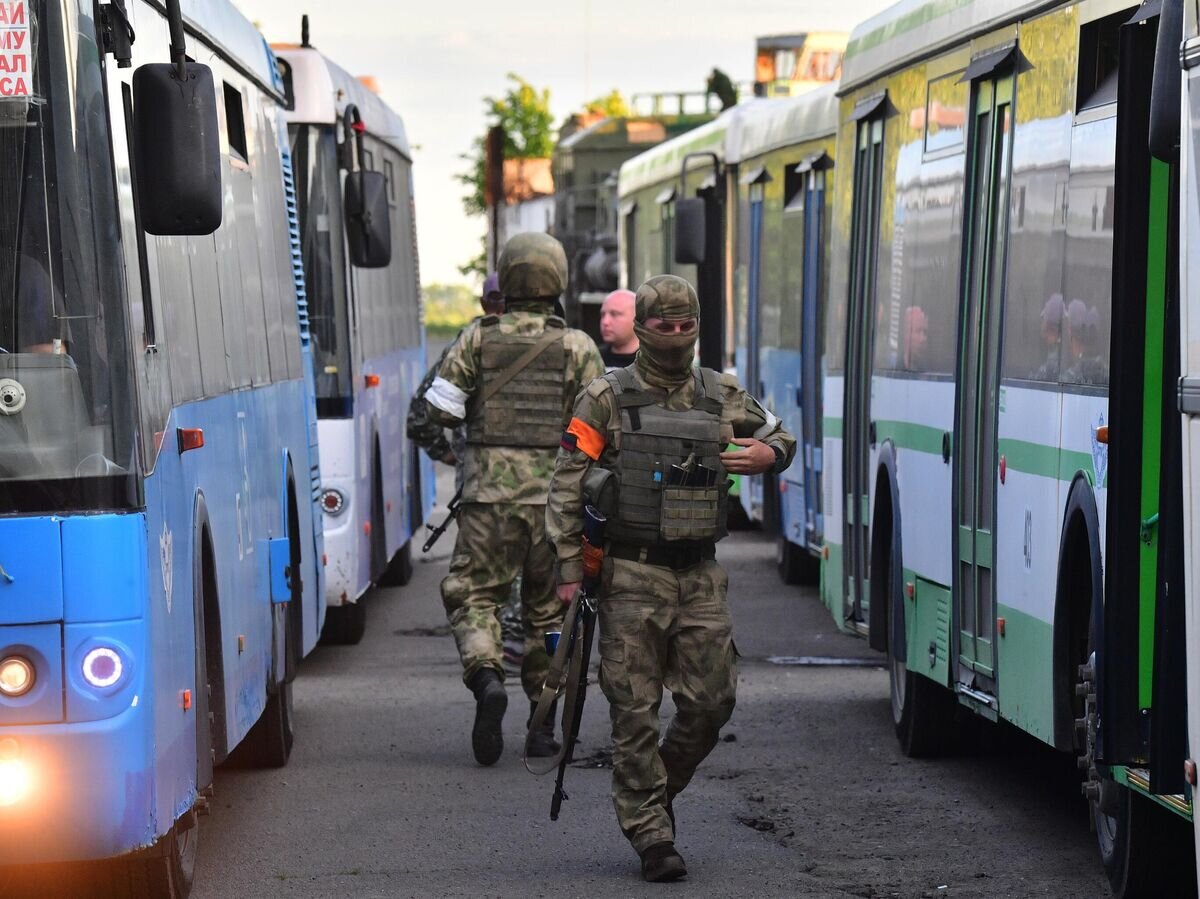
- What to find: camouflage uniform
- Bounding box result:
[427,236,604,700]
[407,330,470,491]
[547,276,795,861]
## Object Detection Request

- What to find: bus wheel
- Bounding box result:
[378,540,414,587]
[886,539,954,758]
[777,534,819,586]
[1096,782,1197,898]
[321,598,366,645]
[104,818,196,898]
[229,616,295,768]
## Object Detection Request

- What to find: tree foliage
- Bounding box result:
[458,74,554,218]
[585,89,631,118]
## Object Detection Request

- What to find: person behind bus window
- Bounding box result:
[1031,293,1066,381]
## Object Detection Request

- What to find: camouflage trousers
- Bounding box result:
[441,502,563,699]
[597,556,737,855]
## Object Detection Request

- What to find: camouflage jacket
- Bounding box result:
[546,363,796,582]
[426,303,604,505]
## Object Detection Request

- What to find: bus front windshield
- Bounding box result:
[0,0,136,513]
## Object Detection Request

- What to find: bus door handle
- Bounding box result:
[942,431,951,465]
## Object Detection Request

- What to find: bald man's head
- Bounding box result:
[600,289,637,353]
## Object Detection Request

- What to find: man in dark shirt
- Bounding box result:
[599,288,638,371]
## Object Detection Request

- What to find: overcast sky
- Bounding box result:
[236,0,890,287]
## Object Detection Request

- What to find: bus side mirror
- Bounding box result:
[132,63,222,236]
[344,171,392,268]
[674,197,706,265]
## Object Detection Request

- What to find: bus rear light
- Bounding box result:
[321,489,346,515]
[0,657,34,697]
[0,757,31,807]
[82,647,123,689]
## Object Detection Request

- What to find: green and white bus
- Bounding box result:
[824,0,1195,893]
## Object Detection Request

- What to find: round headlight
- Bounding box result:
[321,488,346,516]
[82,647,123,689]
[0,657,34,697]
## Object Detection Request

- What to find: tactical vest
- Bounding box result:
[467,316,568,448]
[605,366,729,547]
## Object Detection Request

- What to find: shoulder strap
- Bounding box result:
[476,329,562,407]
[694,367,724,415]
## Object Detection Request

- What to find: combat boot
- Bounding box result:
[640,841,687,882]
[525,700,561,757]
[468,668,507,766]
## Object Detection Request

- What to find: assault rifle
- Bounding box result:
[421,488,462,552]
[524,504,607,820]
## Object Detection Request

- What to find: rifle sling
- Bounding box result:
[473,329,561,412]
[524,588,590,775]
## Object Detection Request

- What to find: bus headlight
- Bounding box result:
[0,657,34,697]
[82,647,124,689]
[321,488,346,516]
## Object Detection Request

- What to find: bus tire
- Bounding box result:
[777,534,819,586]
[885,514,955,757]
[321,598,366,645]
[1097,783,1197,899]
[228,611,295,768]
[103,819,196,899]
[378,540,413,587]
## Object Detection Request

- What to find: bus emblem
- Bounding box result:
[160,523,174,614]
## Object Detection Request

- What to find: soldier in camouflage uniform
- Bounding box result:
[426,233,604,766]
[406,273,504,484]
[547,275,795,882]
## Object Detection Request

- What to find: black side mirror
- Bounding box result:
[132,0,221,235]
[345,171,392,268]
[674,197,706,265]
[132,65,222,235]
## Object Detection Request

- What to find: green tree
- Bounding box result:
[423,282,481,334]
[585,89,631,118]
[457,74,554,219]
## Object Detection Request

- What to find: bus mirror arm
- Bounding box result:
[166,0,188,82]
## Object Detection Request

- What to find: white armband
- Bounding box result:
[427,376,469,421]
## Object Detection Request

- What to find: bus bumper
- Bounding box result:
[0,701,159,863]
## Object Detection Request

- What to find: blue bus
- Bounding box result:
[0,0,324,892]
[278,37,433,645]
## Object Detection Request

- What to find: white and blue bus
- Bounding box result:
[0,0,324,893]
[278,36,432,645]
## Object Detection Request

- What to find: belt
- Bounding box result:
[608,541,715,571]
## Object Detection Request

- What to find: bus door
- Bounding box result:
[743,173,768,520]
[844,109,885,628]
[953,72,1014,694]
[800,164,827,547]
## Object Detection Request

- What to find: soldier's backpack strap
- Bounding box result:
[474,327,562,409]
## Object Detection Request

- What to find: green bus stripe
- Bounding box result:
[1138,160,1169,709]
[845,0,976,57]
[825,417,1099,483]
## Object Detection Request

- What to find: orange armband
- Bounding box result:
[561,418,606,460]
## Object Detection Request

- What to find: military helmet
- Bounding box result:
[635,275,700,323]
[498,232,568,299]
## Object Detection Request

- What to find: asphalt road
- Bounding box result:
[184,464,1110,899]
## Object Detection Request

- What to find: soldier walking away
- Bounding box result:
[425,233,604,766]
[546,275,795,882]
[407,273,505,486]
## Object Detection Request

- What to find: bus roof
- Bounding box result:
[618,89,839,198]
[274,46,411,159]
[841,0,1047,93]
[183,0,281,95]
[728,84,838,163]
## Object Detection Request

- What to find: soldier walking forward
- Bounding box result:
[546,275,795,882]
[425,233,604,766]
